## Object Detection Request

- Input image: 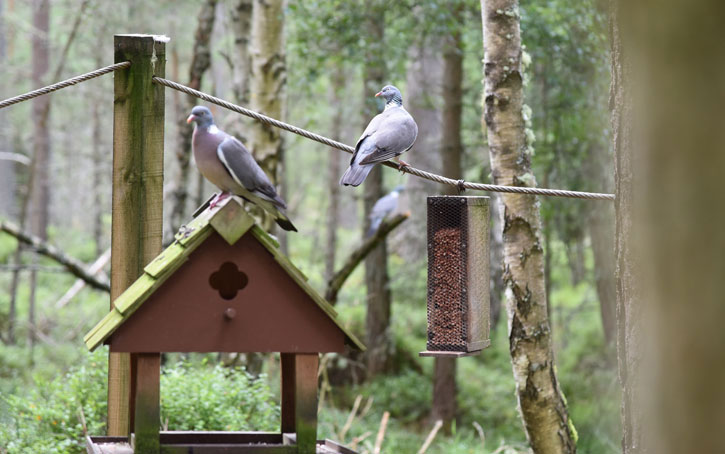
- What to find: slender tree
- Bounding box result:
[481,1,576,453]
[27,0,51,352]
[0,0,14,219]
[168,0,218,236]
[431,6,463,434]
[360,1,392,377]
[325,67,345,283]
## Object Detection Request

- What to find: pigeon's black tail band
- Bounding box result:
[275,214,298,232]
[340,163,374,187]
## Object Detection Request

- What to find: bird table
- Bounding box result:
[83,197,364,454]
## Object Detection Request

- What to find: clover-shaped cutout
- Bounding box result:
[209,262,248,300]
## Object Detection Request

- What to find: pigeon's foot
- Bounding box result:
[209,191,231,209]
[396,159,411,172]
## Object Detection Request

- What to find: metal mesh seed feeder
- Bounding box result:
[420,196,491,358]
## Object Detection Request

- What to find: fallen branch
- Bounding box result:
[324,213,409,304]
[472,421,486,451]
[373,411,390,454]
[0,221,110,292]
[417,420,443,454]
[339,394,363,442]
[55,248,111,307]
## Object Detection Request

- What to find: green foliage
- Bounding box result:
[160,361,279,432]
[0,349,107,454]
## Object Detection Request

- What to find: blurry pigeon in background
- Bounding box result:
[367,185,405,237]
[187,106,297,232]
[340,85,418,186]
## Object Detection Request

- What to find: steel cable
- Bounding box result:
[153,76,614,201]
[0,62,131,110]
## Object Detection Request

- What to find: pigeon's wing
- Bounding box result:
[216,136,286,209]
[359,109,418,165]
[351,113,386,164]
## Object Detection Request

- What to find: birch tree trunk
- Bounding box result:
[227,0,253,142]
[249,0,286,232]
[168,0,217,235]
[431,11,463,433]
[481,1,576,453]
[361,1,391,377]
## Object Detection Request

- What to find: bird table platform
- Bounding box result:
[83,196,364,454]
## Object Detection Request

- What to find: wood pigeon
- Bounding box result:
[340,85,418,187]
[187,106,297,232]
[367,185,405,237]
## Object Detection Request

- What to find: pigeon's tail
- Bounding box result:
[340,163,374,187]
[275,216,298,232]
[274,209,298,232]
[366,217,382,237]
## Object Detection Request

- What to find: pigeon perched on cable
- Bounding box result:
[340,85,418,187]
[187,106,297,232]
[367,185,405,237]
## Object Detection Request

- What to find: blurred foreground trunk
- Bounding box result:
[617,0,725,452]
[481,1,576,452]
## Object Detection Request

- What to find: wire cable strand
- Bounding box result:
[0,62,131,110]
[153,76,614,201]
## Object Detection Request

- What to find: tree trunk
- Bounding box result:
[231,0,253,107]
[489,192,504,328]
[632,0,725,454]
[249,0,286,232]
[168,0,217,236]
[325,68,345,283]
[481,2,576,453]
[92,53,105,258]
[28,0,51,352]
[361,4,391,377]
[586,144,615,347]
[609,4,642,452]
[397,39,443,262]
[431,12,463,434]
[0,0,15,220]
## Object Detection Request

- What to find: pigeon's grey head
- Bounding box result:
[375,85,403,106]
[186,106,215,128]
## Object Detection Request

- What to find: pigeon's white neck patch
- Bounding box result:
[207,125,219,134]
[384,102,400,111]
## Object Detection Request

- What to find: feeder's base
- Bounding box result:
[85,433,358,454]
[419,350,482,358]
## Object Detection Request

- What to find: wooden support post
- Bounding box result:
[132,353,161,454]
[107,34,165,437]
[280,353,296,435]
[295,354,319,454]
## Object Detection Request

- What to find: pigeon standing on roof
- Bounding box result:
[340,85,418,187]
[187,106,297,232]
[367,185,405,237]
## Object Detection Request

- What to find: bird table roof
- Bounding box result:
[84,196,365,353]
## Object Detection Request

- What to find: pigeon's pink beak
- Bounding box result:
[375,91,382,97]
[186,114,196,124]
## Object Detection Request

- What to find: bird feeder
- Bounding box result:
[420,196,491,358]
[83,197,364,454]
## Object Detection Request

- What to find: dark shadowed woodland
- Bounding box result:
[1,1,724,454]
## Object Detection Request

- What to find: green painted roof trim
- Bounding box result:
[85,197,365,352]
